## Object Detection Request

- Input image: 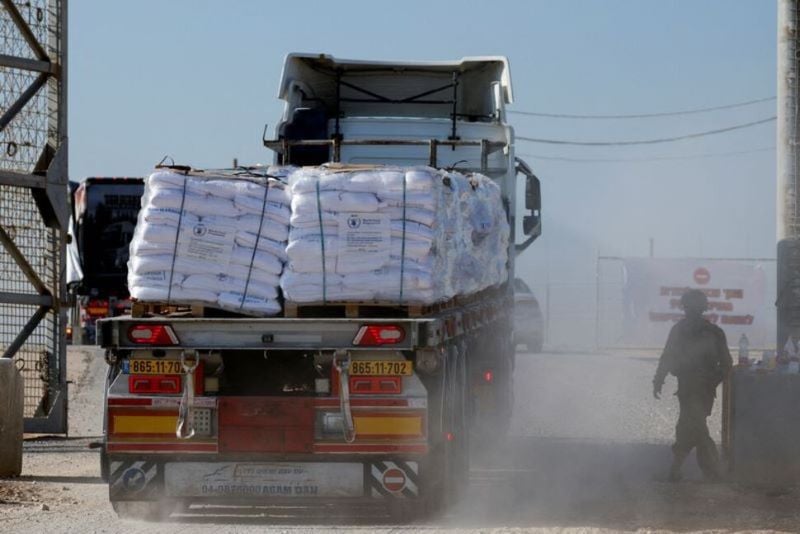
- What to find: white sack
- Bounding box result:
[281,165,509,304]
[129,170,288,316]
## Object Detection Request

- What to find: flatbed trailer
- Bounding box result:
[97,54,541,520]
[99,290,512,518]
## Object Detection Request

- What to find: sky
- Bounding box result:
[69,0,777,341]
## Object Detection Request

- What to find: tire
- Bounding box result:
[469,336,514,442]
[0,360,23,477]
[420,343,470,518]
[99,445,109,483]
[111,500,175,521]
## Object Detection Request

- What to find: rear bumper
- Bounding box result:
[108,456,423,502]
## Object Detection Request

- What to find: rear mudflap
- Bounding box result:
[108,457,421,502]
[367,460,420,498]
[109,459,164,501]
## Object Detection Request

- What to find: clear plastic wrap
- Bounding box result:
[279,166,508,304]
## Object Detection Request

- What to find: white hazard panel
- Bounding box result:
[368,461,419,498]
[164,462,363,498]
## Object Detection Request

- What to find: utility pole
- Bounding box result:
[777,0,800,350]
[778,0,798,240]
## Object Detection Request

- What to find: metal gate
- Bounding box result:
[0,0,68,433]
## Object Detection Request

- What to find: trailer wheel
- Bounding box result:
[0,359,24,477]
[468,335,514,442]
[420,342,470,518]
[99,445,109,483]
[111,500,175,521]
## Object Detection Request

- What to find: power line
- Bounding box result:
[516,116,776,146]
[518,146,775,163]
[509,96,776,120]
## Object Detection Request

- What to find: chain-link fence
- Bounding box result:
[0,0,68,433]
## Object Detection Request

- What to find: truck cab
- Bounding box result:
[68,177,144,343]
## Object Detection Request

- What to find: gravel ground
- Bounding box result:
[1,346,798,533]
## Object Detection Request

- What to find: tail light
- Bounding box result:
[353,325,404,346]
[127,324,179,345]
[483,369,494,384]
[86,299,109,317]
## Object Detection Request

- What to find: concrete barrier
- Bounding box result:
[0,358,23,476]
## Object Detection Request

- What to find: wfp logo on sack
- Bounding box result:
[347,215,362,230]
[192,224,208,237]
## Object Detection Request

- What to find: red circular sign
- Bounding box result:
[693,267,710,285]
[382,468,406,492]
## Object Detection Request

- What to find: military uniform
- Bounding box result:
[653,315,733,480]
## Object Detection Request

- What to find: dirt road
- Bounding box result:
[1,347,799,533]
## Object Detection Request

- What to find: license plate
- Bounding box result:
[126,359,182,375]
[164,462,364,498]
[350,360,412,376]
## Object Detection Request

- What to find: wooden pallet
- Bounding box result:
[283,298,461,319]
[129,287,504,320]
[130,301,210,318]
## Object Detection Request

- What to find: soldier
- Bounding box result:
[653,289,733,481]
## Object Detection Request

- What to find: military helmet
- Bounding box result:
[680,289,708,313]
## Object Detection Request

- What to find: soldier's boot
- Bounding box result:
[668,449,690,482]
[697,436,723,482]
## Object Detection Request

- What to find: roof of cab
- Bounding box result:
[277,54,513,119]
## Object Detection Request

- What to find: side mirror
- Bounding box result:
[526,174,541,212]
[515,158,542,253]
[523,215,538,235]
[523,173,541,237]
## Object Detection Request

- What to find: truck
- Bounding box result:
[96,54,541,520]
[68,177,144,343]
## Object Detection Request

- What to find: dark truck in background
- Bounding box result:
[68,177,143,343]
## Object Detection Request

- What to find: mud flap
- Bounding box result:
[109,459,163,501]
[367,461,419,498]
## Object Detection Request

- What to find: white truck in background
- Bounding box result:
[97,54,541,520]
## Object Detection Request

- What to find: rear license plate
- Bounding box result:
[164,462,364,498]
[125,359,182,375]
[350,360,412,376]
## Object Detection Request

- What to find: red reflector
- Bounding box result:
[127,362,204,396]
[353,325,405,346]
[127,324,179,345]
[445,432,455,442]
[128,375,181,394]
[349,376,402,394]
[483,370,494,384]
